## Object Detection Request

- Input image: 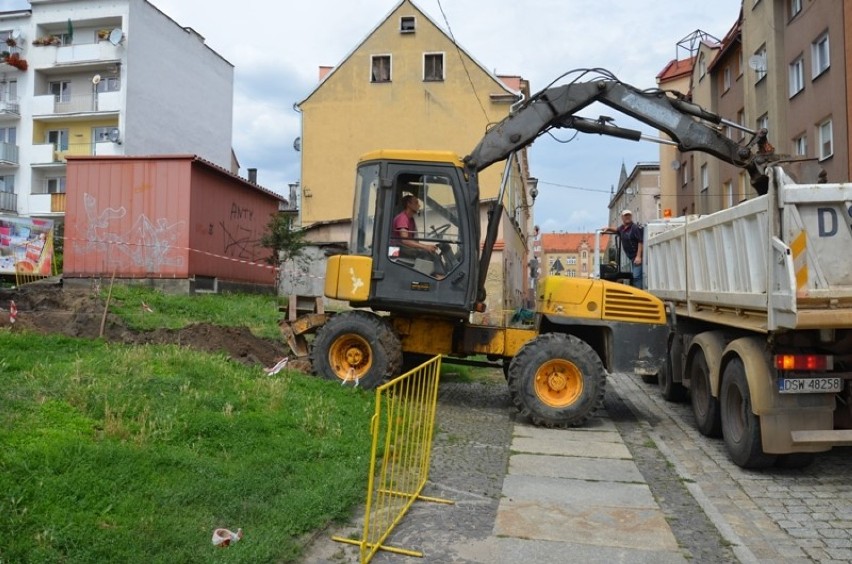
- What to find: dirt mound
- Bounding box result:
[0,283,294,369]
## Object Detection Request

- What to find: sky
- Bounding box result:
[3,0,743,233]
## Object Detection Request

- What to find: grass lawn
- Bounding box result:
[0,287,377,563]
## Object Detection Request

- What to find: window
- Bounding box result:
[811,32,830,78]
[723,181,733,208]
[424,53,444,82]
[737,109,745,140]
[92,127,113,147]
[46,176,66,194]
[698,53,706,79]
[723,66,731,91]
[793,134,807,156]
[371,55,391,83]
[0,175,14,193]
[95,76,121,93]
[681,161,688,187]
[49,81,71,102]
[754,45,767,82]
[400,16,415,33]
[737,51,744,77]
[739,172,748,202]
[818,119,833,160]
[789,56,804,97]
[46,129,69,151]
[700,163,709,193]
[790,0,802,18]
[56,32,72,46]
[0,78,16,103]
[756,113,769,133]
[0,127,16,144]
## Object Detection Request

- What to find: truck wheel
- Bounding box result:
[720,358,776,469]
[310,311,402,389]
[691,350,722,437]
[508,333,605,427]
[659,338,688,402]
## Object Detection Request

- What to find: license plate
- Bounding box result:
[777,377,843,394]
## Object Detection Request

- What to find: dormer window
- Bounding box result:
[400,16,415,33]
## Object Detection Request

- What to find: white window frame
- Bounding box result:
[793,134,807,157]
[423,52,444,82]
[46,129,69,151]
[723,66,731,91]
[723,181,733,208]
[700,163,709,193]
[789,56,804,97]
[0,174,15,194]
[818,119,833,160]
[370,54,391,83]
[400,16,415,33]
[790,0,802,18]
[46,176,66,194]
[754,45,767,82]
[95,76,121,93]
[49,80,71,102]
[811,32,830,78]
[757,113,769,133]
[698,53,706,79]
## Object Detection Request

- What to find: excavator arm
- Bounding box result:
[464,76,776,193]
[464,72,778,308]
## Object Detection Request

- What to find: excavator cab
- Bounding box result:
[336,150,479,317]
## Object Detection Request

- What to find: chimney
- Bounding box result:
[247,168,257,184]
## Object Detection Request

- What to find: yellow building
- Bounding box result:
[540,233,610,279]
[295,0,535,322]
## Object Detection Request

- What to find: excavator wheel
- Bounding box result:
[310,311,402,389]
[507,333,606,427]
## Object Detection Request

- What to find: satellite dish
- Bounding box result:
[748,55,766,71]
[671,160,681,170]
[107,127,121,143]
[108,28,124,46]
[92,74,102,85]
[293,137,301,152]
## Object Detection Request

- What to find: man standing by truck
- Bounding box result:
[604,210,644,289]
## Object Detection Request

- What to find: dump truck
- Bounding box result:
[284,69,780,429]
[645,162,852,468]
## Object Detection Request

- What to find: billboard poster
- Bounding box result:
[0,215,54,275]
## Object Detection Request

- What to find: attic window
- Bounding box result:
[371,55,391,83]
[400,16,415,33]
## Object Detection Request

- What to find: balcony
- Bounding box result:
[31,141,123,167]
[0,98,20,121]
[29,40,122,70]
[32,90,121,119]
[27,192,66,215]
[0,190,16,212]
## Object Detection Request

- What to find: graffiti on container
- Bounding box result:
[219,222,261,260]
[77,192,186,270]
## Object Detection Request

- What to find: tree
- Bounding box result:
[260,213,306,281]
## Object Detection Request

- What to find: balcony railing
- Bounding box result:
[32,90,121,116]
[0,190,16,212]
[0,141,18,165]
[31,141,122,164]
[51,193,66,213]
[28,40,122,68]
[0,98,20,117]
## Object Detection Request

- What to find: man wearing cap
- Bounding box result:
[603,209,644,289]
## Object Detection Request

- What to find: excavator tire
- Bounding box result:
[507,333,605,428]
[310,311,402,390]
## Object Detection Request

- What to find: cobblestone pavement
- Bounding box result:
[611,372,852,564]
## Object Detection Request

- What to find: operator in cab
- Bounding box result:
[391,194,444,277]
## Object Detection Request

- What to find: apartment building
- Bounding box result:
[657,1,851,215]
[540,232,610,279]
[0,0,234,225]
[607,162,660,228]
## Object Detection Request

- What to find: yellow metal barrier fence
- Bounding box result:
[333,355,452,562]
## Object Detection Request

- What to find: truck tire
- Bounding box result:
[691,349,722,437]
[720,358,776,469]
[310,311,402,389]
[507,333,605,428]
[659,338,688,402]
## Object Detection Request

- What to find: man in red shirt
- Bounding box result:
[392,195,444,276]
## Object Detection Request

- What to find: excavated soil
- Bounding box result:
[0,282,298,370]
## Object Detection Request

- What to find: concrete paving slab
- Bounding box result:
[509,453,646,483]
[511,435,633,459]
[513,425,625,444]
[453,536,687,563]
[494,499,680,551]
[501,474,657,508]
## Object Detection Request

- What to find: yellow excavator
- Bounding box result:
[285,69,777,428]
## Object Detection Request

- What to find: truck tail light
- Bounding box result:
[774,354,833,371]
